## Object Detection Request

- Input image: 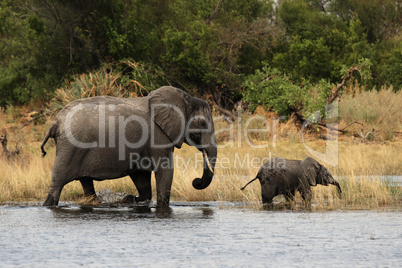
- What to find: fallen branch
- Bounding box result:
[213,103,238,122]
[316,121,364,134]
[208,98,238,122]
[316,123,345,133]
[19,109,52,130]
[339,121,364,132]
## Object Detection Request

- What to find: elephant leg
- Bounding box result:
[43,177,68,206]
[79,178,96,197]
[300,187,312,207]
[261,185,277,205]
[284,189,295,202]
[129,171,152,202]
[262,188,275,210]
[155,167,174,207]
[44,158,77,206]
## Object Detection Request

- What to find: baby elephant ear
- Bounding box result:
[149,87,188,147]
[301,157,318,186]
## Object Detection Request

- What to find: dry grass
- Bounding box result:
[1,137,400,210]
[339,86,402,141]
[51,59,150,112]
[169,141,401,210]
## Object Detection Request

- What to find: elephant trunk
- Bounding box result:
[332,180,342,197]
[192,143,217,190]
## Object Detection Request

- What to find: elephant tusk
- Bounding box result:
[202,149,213,173]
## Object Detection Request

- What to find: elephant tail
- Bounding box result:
[240,176,259,191]
[41,123,57,157]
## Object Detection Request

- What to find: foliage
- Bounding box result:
[382,40,402,90]
[330,0,401,43]
[162,20,215,86]
[340,58,372,82]
[160,0,277,103]
[243,66,304,115]
[0,0,400,108]
[272,0,401,90]
[0,0,66,106]
[243,63,333,119]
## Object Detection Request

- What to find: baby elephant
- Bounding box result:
[241,157,342,205]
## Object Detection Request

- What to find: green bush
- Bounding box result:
[243,66,304,115]
[383,44,402,90]
[243,64,333,120]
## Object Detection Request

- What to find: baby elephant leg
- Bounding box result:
[284,189,296,202]
[299,187,312,207]
[261,183,277,205]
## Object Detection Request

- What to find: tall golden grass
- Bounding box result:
[339,86,402,141]
[1,137,400,210]
[0,86,401,210]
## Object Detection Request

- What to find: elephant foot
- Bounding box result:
[135,200,151,207]
[121,194,135,204]
[262,202,274,210]
[81,194,101,205]
[121,195,151,206]
[134,196,151,206]
[43,194,57,206]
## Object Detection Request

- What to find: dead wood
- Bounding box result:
[327,66,360,105]
[0,132,23,160]
[212,102,238,122]
[317,121,364,134]
[20,109,52,130]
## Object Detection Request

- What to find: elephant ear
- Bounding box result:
[301,157,319,186]
[149,86,189,148]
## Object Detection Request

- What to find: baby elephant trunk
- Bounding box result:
[322,167,342,198]
[332,180,343,197]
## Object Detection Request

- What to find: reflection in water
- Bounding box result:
[49,203,214,220]
[262,202,314,212]
[200,207,214,217]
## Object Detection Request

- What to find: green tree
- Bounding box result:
[0,0,67,106]
[1,0,400,108]
[330,0,401,43]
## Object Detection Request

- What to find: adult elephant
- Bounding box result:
[241,157,342,205]
[41,86,217,207]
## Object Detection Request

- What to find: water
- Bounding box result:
[0,203,401,267]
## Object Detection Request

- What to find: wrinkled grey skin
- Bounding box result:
[241,157,342,206]
[41,86,217,207]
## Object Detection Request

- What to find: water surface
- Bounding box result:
[1,203,400,267]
